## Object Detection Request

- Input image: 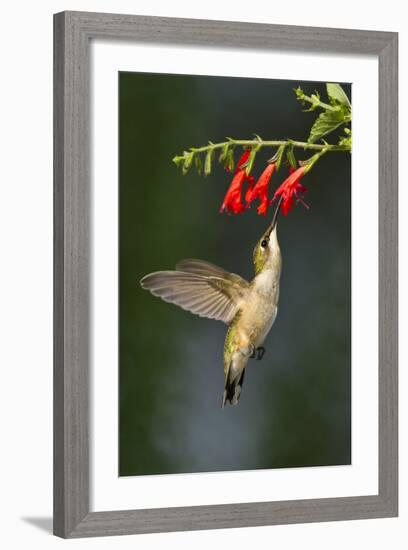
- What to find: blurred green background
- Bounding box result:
[119,73,351,476]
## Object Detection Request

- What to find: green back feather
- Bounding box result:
[253,241,266,275]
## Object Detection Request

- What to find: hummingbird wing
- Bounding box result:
[175,258,247,287]
[140,265,249,325]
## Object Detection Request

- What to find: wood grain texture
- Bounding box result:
[53,11,90,537]
[53,11,398,538]
[378,35,398,513]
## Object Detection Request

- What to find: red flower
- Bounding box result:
[235,150,251,172]
[219,170,248,214]
[271,166,308,216]
[220,151,254,214]
[245,162,276,215]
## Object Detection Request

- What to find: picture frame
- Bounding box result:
[53,10,398,538]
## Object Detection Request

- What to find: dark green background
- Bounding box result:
[119,73,351,477]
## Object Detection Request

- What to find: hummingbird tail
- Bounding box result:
[222,367,245,408]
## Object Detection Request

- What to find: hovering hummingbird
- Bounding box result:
[140,211,282,407]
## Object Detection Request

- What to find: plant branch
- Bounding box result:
[294,87,340,113]
[189,138,349,154]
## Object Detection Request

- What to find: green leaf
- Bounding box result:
[308,110,345,144]
[338,134,352,150]
[326,83,351,108]
[182,151,194,175]
[172,155,184,168]
[204,149,213,176]
[286,146,297,169]
[245,146,260,176]
[274,144,286,171]
[226,149,235,172]
[294,86,305,100]
[301,149,328,174]
[194,154,202,174]
[218,143,229,163]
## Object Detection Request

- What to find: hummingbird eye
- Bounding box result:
[261,239,268,248]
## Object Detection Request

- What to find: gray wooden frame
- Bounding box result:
[53,10,398,538]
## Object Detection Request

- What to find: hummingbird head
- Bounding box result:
[252,217,281,275]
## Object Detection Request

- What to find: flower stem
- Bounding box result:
[299,96,339,112]
[190,138,349,154]
[294,87,341,113]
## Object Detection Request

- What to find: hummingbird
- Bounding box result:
[140,209,282,407]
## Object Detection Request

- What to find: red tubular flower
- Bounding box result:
[219,170,247,214]
[245,162,276,215]
[271,166,308,216]
[220,151,254,214]
[235,150,250,172]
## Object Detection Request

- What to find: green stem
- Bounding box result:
[294,88,340,113]
[189,138,349,154]
[301,96,339,112]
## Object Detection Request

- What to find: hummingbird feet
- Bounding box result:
[250,346,266,360]
[256,346,265,360]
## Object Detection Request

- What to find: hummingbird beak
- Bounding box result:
[266,196,283,237]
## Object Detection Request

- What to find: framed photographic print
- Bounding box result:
[53,11,398,538]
